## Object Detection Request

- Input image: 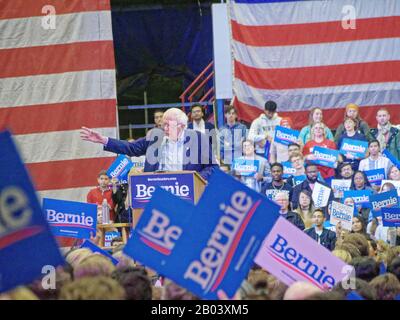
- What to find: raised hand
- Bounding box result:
[80,127,107,145]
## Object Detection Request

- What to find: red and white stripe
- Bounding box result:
[0,0,117,202]
[230,0,400,129]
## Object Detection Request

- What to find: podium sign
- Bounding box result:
[130,172,197,209]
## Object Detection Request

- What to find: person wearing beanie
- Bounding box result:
[334,103,372,144]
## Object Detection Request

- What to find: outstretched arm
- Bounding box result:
[80,127,108,145]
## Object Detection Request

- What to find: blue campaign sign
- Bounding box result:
[130,172,195,209]
[232,158,259,177]
[311,146,339,168]
[43,198,97,240]
[365,168,385,187]
[106,155,133,183]
[0,130,64,293]
[105,231,121,247]
[343,190,372,209]
[339,138,368,159]
[293,175,307,186]
[370,189,398,217]
[282,161,296,179]
[80,240,119,265]
[382,149,400,169]
[274,126,300,146]
[380,208,400,227]
[124,169,281,300]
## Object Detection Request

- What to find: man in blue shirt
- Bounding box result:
[219,105,248,165]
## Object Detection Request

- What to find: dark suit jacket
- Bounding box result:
[188,121,215,131]
[104,128,218,180]
[304,227,337,251]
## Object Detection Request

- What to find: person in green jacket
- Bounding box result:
[370,108,400,161]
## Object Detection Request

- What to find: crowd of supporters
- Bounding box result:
[3,102,400,301]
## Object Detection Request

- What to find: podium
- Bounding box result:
[129,171,207,228]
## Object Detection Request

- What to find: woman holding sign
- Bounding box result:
[303,123,338,180]
[298,107,334,145]
[232,139,272,192]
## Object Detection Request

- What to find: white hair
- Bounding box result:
[163,108,188,127]
[275,191,289,201]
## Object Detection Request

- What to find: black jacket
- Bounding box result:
[284,211,305,231]
[304,227,337,251]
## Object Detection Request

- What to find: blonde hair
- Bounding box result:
[73,254,116,279]
[2,287,38,300]
[332,249,353,264]
[310,122,326,140]
[60,276,125,300]
[112,251,136,269]
[65,248,93,269]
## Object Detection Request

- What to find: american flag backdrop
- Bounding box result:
[0,0,118,202]
[230,0,400,128]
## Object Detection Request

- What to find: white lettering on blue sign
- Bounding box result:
[352,195,369,203]
[371,197,398,210]
[341,143,365,153]
[139,209,182,253]
[367,174,385,183]
[314,150,336,162]
[46,209,94,227]
[276,130,297,142]
[110,158,130,178]
[135,182,190,199]
[0,186,33,235]
[384,212,400,221]
[269,234,335,288]
[183,191,255,292]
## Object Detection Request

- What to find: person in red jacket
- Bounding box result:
[87,170,116,221]
[303,122,338,180]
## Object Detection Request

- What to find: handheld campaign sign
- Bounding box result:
[382,149,400,169]
[282,161,296,179]
[369,189,398,217]
[80,240,119,265]
[274,126,300,146]
[0,130,64,293]
[105,231,120,247]
[107,155,133,183]
[380,208,400,227]
[293,175,307,186]
[130,173,195,209]
[339,138,368,159]
[124,169,281,299]
[311,146,339,168]
[43,198,97,239]
[312,182,331,208]
[254,217,351,290]
[364,168,385,187]
[343,190,372,209]
[331,179,352,198]
[381,180,400,196]
[232,158,259,177]
[330,201,354,231]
